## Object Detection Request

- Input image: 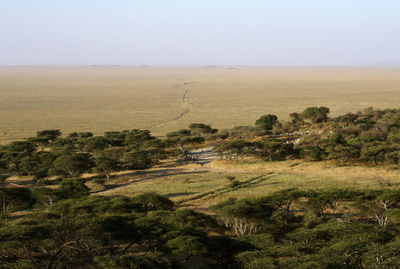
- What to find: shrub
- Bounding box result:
[59,178,90,199]
[255,114,278,131]
[230,180,241,188]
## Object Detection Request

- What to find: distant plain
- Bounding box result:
[1,66,400,143]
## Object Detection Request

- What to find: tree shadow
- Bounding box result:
[166,192,198,198]
[92,168,208,194]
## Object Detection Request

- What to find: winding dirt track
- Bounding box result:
[146,82,194,129]
[93,148,246,195]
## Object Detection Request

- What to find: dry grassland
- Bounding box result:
[1,66,400,143]
[96,159,400,210]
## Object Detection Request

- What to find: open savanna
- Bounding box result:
[93,158,400,211]
[1,65,400,143]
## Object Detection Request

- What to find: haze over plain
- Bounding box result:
[1,0,400,66]
[1,1,400,142]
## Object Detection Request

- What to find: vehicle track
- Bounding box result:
[146,82,194,129]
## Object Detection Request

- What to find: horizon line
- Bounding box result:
[0,64,399,68]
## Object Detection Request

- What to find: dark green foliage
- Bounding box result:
[17,154,40,176]
[189,123,217,135]
[215,139,254,159]
[58,178,90,199]
[82,136,110,156]
[5,141,35,153]
[309,146,325,161]
[124,129,160,150]
[166,235,209,255]
[5,108,400,267]
[167,209,219,232]
[166,129,192,139]
[94,254,172,269]
[0,187,34,212]
[255,114,278,130]
[0,193,229,268]
[390,112,400,127]
[3,106,400,185]
[257,139,294,161]
[32,187,60,206]
[2,189,400,268]
[130,192,174,212]
[228,126,266,139]
[104,131,127,146]
[36,129,62,140]
[50,153,94,177]
[28,136,50,151]
[230,179,241,188]
[34,167,49,181]
[212,198,275,236]
[300,106,330,123]
[122,150,155,170]
[94,156,118,180]
[68,131,93,139]
[0,187,34,222]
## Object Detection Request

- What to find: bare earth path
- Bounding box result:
[94,147,242,194]
[146,82,194,129]
[94,147,400,211]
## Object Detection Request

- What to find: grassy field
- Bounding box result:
[1,66,400,143]
[92,158,400,211]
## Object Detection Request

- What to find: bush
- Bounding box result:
[122,150,154,170]
[255,114,278,131]
[300,106,330,123]
[230,180,241,188]
[59,178,90,199]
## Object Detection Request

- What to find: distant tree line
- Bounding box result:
[0,124,217,184]
[215,106,400,166]
[3,106,400,185]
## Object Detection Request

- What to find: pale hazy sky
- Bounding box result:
[1,0,400,66]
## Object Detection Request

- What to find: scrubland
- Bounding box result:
[3,67,400,267]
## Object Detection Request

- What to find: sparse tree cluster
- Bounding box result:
[3,107,400,267]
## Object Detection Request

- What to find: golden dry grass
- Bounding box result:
[96,159,400,210]
[2,65,400,143]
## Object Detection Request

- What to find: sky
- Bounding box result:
[1,0,400,66]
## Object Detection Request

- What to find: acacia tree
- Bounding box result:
[166,131,205,162]
[36,129,62,141]
[58,178,90,199]
[94,156,118,180]
[32,187,60,206]
[28,137,50,151]
[50,153,94,177]
[18,155,40,176]
[363,190,400,228]
[255,114,278,130]
[212,198,274,236]
[82,136,110,157]
[189,123,217,136]
[300,106,330,123]
[166,235,209,266]
[0,187,34,222]
[122,150,154,170]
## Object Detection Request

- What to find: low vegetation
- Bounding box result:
[2,106,400,268]
[2,188,400,268]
